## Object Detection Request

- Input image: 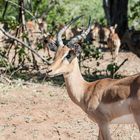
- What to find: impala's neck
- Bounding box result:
[63,58,88,105]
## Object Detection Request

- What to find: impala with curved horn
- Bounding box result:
[47,16,140,140]
[57,15,84,47]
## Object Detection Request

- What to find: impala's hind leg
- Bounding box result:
[131,102,140,131]
[98,130,103,140]
[98,123,112,140]
[134,114,140,130]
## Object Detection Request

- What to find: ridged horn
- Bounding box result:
[57,15,83,47]
[67,16,91,46]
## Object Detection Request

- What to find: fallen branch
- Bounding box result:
[118,58,128,69]
[114,58,128,75]
[0,27,50,64]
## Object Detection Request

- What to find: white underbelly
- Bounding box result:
[111,114,136,124]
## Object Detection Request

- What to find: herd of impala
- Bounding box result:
[28,16,140,139]
[45,20,121,61]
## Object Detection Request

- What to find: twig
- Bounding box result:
[118,58,128,68]
[6,25,20,58]
[2,0,9,19]
[111,58,128,78]
[0,27,50,64]
[5,0,37,21]
[115,58,128,74]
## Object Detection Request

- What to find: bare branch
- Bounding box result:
[0,27,50,64]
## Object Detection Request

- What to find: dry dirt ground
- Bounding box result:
[0,51,140,140]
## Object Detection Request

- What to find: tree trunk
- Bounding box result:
[103,0,128,37]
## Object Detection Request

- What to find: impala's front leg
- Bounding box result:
[98,130,103,140]
[98,123,112,140]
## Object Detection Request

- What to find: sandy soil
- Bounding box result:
[0,80,139,140]
[0,51,140,140]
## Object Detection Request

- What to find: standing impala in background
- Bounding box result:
[47,16,140,140]
[91,22,110,43]
[107,24,121,60]
[90,22,121,60]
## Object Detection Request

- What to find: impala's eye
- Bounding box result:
[65,50,75,62]
[66,52,71,59]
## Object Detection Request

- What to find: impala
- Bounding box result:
[91,22,110,42]
[107,24,121,60]
[64,25,83,40]
[46,16,140,140]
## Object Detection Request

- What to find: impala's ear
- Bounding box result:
[110,24,118,33]
[47,42,58,52]
[114,24,118,29]
[73,44,82,56]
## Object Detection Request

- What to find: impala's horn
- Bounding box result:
[67,16,92,47]
[57,15,83,47]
